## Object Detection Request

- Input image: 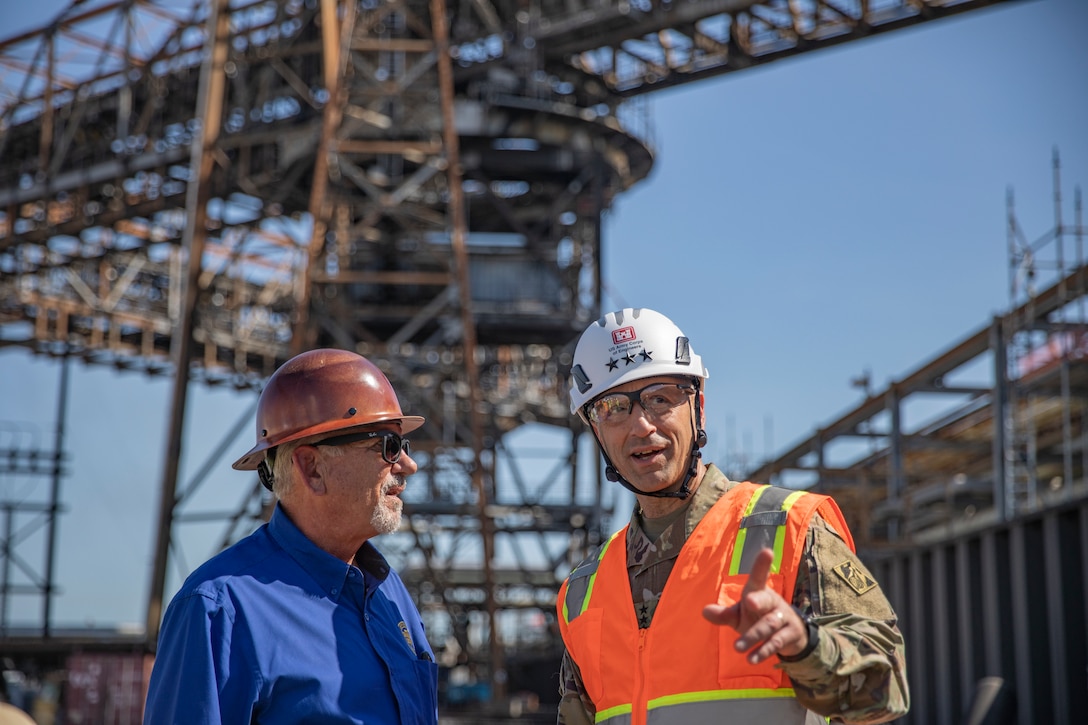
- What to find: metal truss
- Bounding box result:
[0,1,640,694]
[0,0,1021,701]
[530,0,1022,95]
[747,155,1088,546]
[0,358,69,638]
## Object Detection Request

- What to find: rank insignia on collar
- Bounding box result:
[832,560,877,595]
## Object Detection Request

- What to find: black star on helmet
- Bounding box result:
[606,358,619,371]
[639,350,653,362]
[623,353,636,365]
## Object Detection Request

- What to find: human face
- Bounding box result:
[316,428,418,537]
[589,376,699,495]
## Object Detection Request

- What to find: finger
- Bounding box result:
[741,586,785,618]
[736,609,801,664]
[702,601,740,628]
[734,607,784,653]
[746,627,789,665]
[741,547,774,599]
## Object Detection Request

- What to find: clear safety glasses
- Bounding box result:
[585,382,695,427]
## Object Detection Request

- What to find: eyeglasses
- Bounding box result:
[585,382,695,427]
[315,430,411,464]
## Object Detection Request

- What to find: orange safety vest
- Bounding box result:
[557,482,854,725]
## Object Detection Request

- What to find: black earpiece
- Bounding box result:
[257,460,275,492]
[605,466,619,482]
[695,429,708,448]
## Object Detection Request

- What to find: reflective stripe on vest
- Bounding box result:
[729,485,807,576]
[594,690,830,725]
[595,702,632,724]
[562,485,801,624]
[557,482,849,725]
[561,529,622,626]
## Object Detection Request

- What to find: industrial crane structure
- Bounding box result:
[6,1,1085,723]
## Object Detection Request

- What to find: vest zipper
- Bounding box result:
[634,628,648,725]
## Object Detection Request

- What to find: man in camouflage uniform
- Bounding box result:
[557,308,908,724]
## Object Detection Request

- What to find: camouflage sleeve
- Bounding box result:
[556,648,596,725]
[778,516,910,724]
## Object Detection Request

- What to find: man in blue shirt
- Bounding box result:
[144,349,439,724]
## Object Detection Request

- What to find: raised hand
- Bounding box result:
[701,547,809,664]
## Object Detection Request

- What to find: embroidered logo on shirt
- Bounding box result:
[398,620,414,651]
[833,560,877,595]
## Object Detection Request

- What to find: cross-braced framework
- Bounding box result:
[0,0,650,696]
[0,357,68,640]
[0,0,1022,705]
[748,152,1088,546]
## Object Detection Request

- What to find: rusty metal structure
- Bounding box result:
[747,153,1088,546]
[0,0,1036,716]
[747,153,1088,723]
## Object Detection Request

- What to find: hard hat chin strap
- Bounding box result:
[257,452,276,492]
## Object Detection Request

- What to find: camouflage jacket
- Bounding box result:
[557,464,909,724]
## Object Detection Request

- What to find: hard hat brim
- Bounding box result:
[231,414,425,471]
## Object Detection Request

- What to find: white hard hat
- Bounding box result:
[569,308,709,416]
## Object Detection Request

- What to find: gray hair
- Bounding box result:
[269,439,344,498]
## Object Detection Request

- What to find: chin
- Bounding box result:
[628,474,677,495]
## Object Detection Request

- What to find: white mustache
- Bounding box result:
[382,476,406,495]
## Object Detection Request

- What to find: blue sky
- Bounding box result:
[1,0,1086,628]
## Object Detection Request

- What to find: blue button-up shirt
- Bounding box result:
[144,504,438,724]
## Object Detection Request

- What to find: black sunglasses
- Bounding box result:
[315,430,411,464]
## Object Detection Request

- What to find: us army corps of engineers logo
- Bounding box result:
[605,326,653,371]
[832,560,877,595]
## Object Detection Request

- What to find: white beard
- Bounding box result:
[371,479,403,535]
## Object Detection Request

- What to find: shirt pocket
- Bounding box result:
[563,608,605,705]
[716,574,789,689]
[408,655,439,723]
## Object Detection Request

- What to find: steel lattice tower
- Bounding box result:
[0,0,1018,701]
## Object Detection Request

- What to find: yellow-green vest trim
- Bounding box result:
[561,529,623,624]
[557,481,852,725]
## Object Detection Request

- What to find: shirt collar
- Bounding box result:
[268,503,390,599]
[627,463,735,547]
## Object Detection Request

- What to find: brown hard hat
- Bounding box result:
[232,348,424,470]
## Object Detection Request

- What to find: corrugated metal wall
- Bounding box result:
[64,652,149,725]
[866,496,1088,725]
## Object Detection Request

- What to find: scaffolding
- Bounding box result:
[748,150,1087,547]
[0,0,1034,718]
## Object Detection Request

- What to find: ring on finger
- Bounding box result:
[775,610,785,623]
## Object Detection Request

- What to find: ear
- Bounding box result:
[697,390,707,428]
[292,445,328,495]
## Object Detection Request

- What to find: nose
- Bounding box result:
[626,403,659,434]
[396,450,419,475]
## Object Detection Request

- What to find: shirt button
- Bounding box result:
[349,570,357,578]
[331,588,338,596]
[364,613,370,621]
